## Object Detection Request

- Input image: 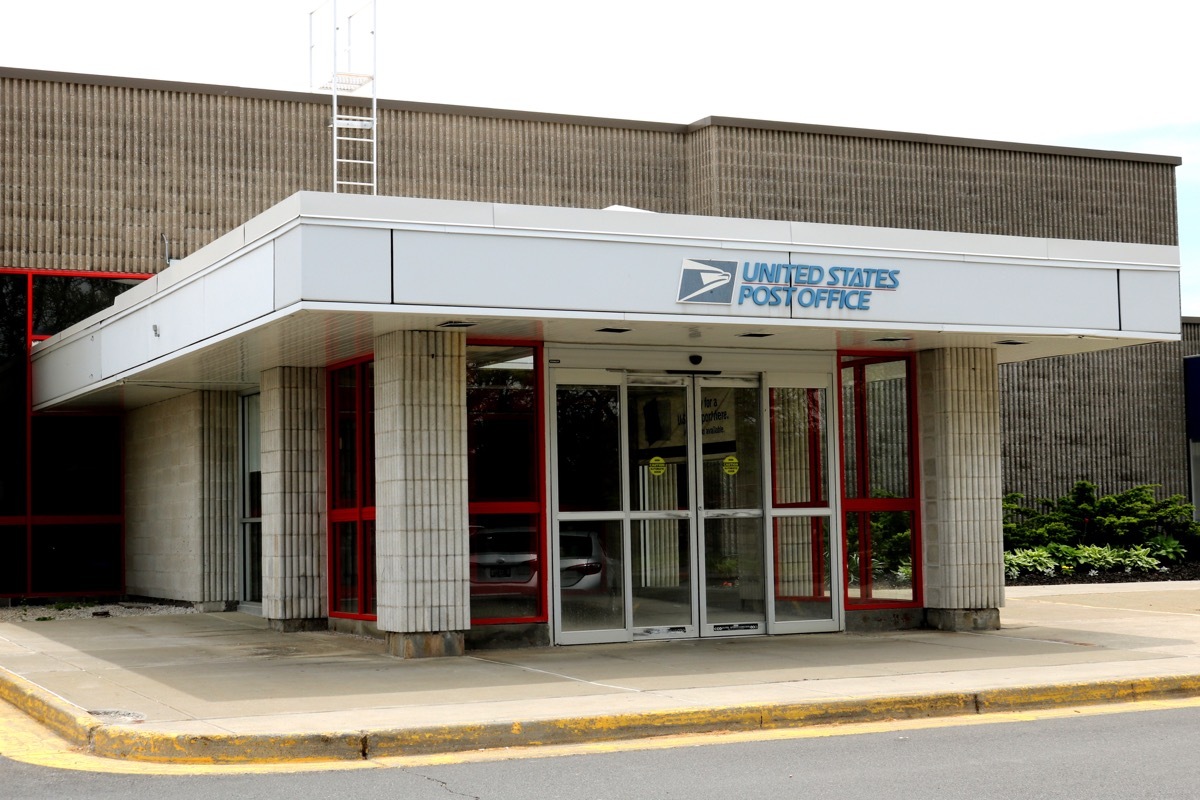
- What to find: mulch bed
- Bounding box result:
[1006,561,1200,586]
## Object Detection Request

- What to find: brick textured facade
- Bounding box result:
[2,68,1178,281]
[999,343,1188,505]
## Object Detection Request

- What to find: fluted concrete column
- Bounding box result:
[124,390,238,609]
[260,367,327,630]
[199,391,239,607]
[917,348,1005,630]
[374,330,470,657]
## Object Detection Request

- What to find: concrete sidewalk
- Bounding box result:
[3,582,1200,764]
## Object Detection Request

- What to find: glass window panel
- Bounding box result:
[242,394,261,519]
[32,275,136,336]
[773,516,832,622]
[0,525,27,595]
[770,387,827,507]
[840,365,860,500]
[631,519,692,628]
[242,521,262,603]
[0,274,27,516]
[628,385,690,511]
[701,385,761,510]
[362,519,376,616]
[845,510,915,604]
[703,517,765,624]
[845,512,865,601]
[362,362,375,507]
[865,360,911,499]
[559,520,624,632]
[467,347,537,503]
[469,514,540,620]
[31,415,122,515]
[331,521,359,614]
[331,366,358,508]
[868,509,915,602]
[30,523,122,594]
[556,385,620,512]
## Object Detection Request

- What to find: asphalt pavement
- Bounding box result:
[3,581,1200,764]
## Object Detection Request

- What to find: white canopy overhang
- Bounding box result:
[32,191,1181,410]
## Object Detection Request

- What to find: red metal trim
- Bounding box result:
[837,352,923,611]
[468,501,541,515]
[0,267,152,279]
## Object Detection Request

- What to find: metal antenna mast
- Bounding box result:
[309,0,378,194]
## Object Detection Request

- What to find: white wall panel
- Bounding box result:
[299,225,392,304]
[393,229,1126,331]
[1120,270,1181,334]
[30,334,100,405]
[98,312,151,381]
[146,279,205,361]
[203,242,274,337]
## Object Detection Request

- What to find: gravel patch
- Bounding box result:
[0,601,198,624]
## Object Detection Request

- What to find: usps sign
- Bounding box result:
[678,259,900,313]
[677,260,738,304]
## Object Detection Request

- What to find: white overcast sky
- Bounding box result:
[4,0,1197,314]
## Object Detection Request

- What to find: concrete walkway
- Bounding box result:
[3,582,1200,764]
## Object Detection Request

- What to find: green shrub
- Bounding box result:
[1120,545,1161,572]
[1004,547,1059,580]
[1003,542,1163,580]
[1072,544,1123,572]
[1148,534,1187,562]
[1004,481,1200,555]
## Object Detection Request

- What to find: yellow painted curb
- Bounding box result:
[90,726,366,764]
[6,665,1200,764]
[0,666,99,748]
[975,674,1200,713]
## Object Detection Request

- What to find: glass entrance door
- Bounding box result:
[552,368,839,644]
[694,378,766,637]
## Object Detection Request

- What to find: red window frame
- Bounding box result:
[467,339,546,626]
[326,356,376,620]
[837,351,922,610]
[1,267,150,599]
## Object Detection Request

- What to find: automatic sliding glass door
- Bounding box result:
[696,378,765,636]
[551,367,840,644]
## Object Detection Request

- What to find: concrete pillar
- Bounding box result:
[260,367,327,630]
[917,348,1005,631]
[124,391,238,609]
[374,330,470,657]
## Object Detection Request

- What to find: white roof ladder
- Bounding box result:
[310,0,378,195]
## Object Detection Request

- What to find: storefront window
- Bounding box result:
[468,347,538,503]
[241,393,262,604]
[32,275,135,336]
[556,385,621,512]
[327,359,376,618]
[467,345,543,624]
[840,354,920,606]
[1,269,142,600]
[0,273,27,519]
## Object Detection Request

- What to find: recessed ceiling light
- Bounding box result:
[738,332,774,338]
[994,339,1027,345]
[596,327,631,333]
[437,321,477,328]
